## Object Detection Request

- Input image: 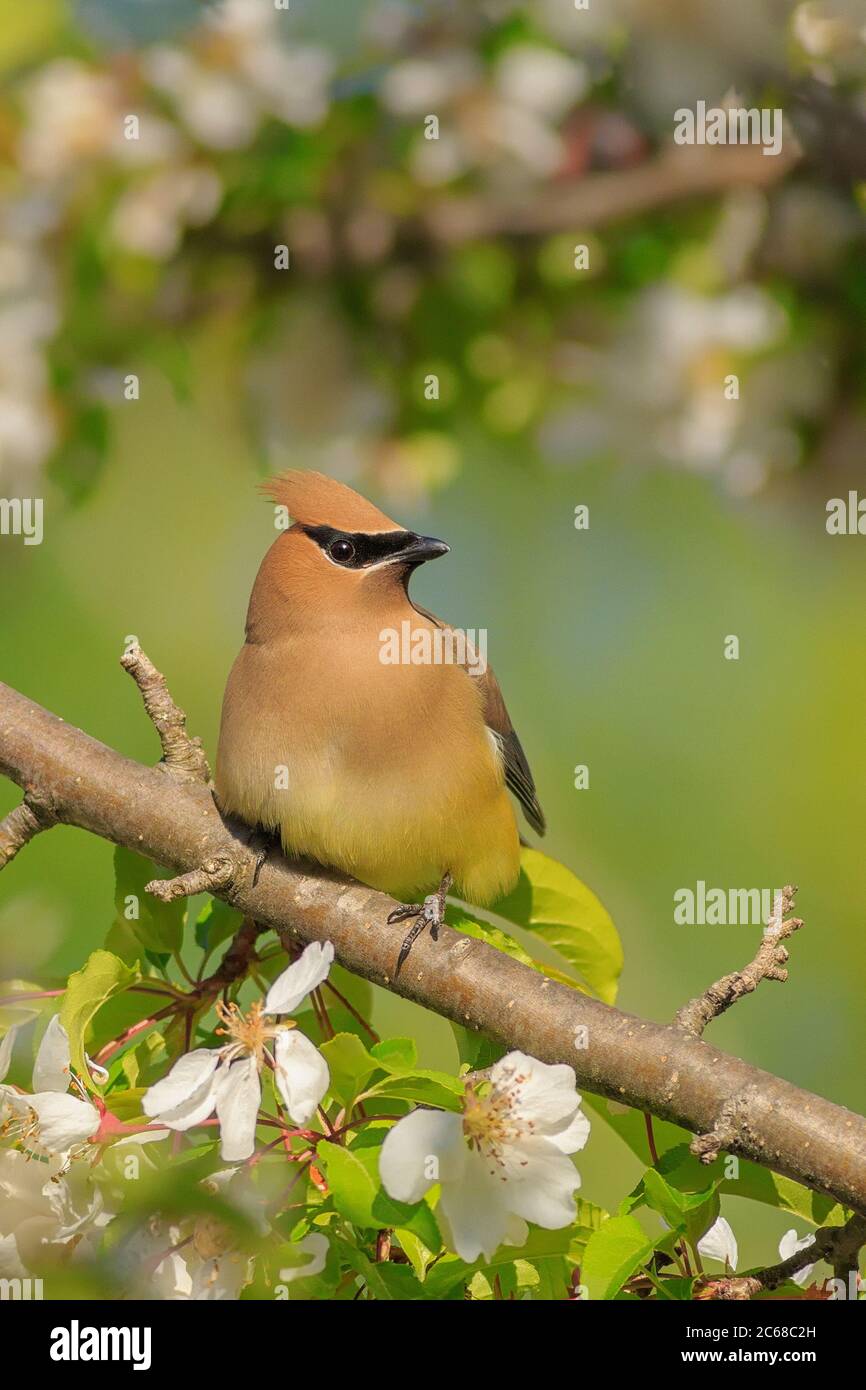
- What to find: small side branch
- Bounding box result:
[200,918,264,994]
[675,886,802,1037]
[121,640,210,783]
[146,854,237,903]
[699,1214,866,1300]
[0,792,55,870]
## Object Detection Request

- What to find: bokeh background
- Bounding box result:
[2,0,866,1269]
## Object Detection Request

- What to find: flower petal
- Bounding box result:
[29,1092,100,1151]
[546,1104,591,1154]
[698,1215,738,1271]
[379,1108,465,1204]
[498,1136,581,1228]
[142,1049,221,1129]
[0,1024,23,1083]
[490,1051,580,1134]
[215,1056,261,1162]
[32,1015,72,1093]
[779,1228,816,1288]
[279,1232,329,1283]
[264,940,334,1016]
[272,1030,329,1126]
[437,1148,523,1263]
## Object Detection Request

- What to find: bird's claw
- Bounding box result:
[243,826,279,887]
[387,902,423,924]
[391,874,452,975]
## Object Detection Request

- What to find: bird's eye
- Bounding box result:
[329,537,355,564]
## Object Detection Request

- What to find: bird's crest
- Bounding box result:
[260,471,400,533]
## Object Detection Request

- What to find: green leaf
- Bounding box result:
[591,1101,846,1232]
[109,846,185,958]
[319,1033,377,1106]
[369,1038,417,1072]
[395,1228,433,1281]
[491,848,623,1003]
[365,1071,463,1111]
[333,1239,424,1300]
[570,1197,610,1252]
[640,1167,720,1249]
[582,1215,656,1300]
[194,898,243,956]
[656,1276,697,1300]
[325,1126,443,1250]
[642,1168,716,1225]
[372,1191,441,1254]
[60,949,138,1089]
[423,1227,575,1300]
[451,1023,506,1073]
[316,1140,378,1228]
[446,908,536,969]
[661,1143,844,1228]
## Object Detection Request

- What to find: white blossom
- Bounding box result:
[2,1015,100,1161]
[697,1215,739,1271]
[143,941,334,1162]
[779,1227,817,1287]
[278,1231,329,1284]
[0,1148,110,1277]
[379,1051,589,1263]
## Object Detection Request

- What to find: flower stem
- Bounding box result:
[95,1002,177,1064]
[644,1112,660,1166]
[323,980,380,1043]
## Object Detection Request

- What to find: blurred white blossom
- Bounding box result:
[18,59,178,178]
[111,166,222,259]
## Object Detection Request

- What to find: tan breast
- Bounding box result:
[215,613,520,903]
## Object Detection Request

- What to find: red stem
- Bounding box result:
[95,1002,177,1063]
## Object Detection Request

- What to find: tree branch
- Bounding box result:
[423,142,800,244]
[1,673,866,1217]
[674,886,803,1037]
[0,791,55,869]
[120,640,210,784]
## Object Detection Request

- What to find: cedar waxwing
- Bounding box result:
[216,471,545,967]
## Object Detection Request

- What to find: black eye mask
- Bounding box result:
[301,525,417,569]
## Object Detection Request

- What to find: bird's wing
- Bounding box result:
[409,602,546,836]
[472,663,546,837]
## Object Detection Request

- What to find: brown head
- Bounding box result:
[244,471,450,641]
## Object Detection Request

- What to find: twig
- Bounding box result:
[674,886,802,1037]
[2,677,866,1216]
[0,792,55,869]
[323,979,380,1044]
[198,918,264,996]
[423,141,799,245]
[147,854,238,903]
[120,640,210,783]
[698,1214,866,1301]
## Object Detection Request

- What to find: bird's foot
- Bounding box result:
[389,873,452,975]
[243,825,280,887]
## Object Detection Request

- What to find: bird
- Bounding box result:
[215,470,545,969]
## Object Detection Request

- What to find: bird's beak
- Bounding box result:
[390,534,450,566]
